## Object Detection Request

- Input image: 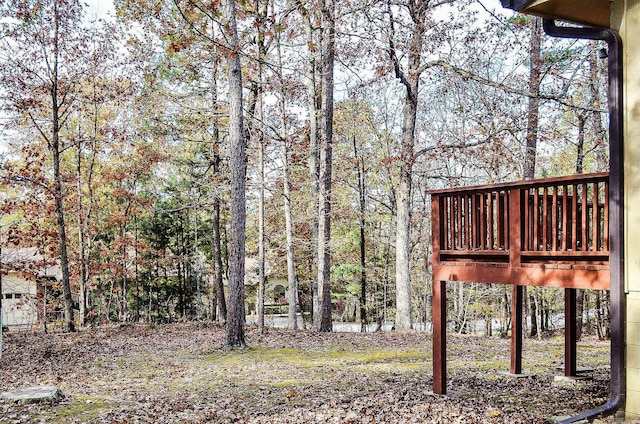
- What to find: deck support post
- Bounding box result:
[510,284,523,374]
[433,280,446,395]
[565,288,577,377]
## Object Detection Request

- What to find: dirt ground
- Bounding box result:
[0,323,614,423]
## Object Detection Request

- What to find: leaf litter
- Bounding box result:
[0,323,616,423]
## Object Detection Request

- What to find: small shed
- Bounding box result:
[1,248,60,329]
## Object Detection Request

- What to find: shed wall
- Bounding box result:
[1,272,38,327]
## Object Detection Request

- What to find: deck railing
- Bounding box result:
[431,173,609,266]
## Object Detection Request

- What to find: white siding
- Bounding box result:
[1,272,38,327]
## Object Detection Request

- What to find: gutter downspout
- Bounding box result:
[543,19,625,423]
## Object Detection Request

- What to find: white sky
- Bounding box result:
[84,0,115,19]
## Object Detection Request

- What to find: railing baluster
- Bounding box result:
[531,187,540,250]
[457,194,462,250]
[464,194,470,251]
[592,182,599,252]
[481,193,488,249]
[480,193,484,249]
[473,193,482,249]
[471,193,478,249]
[552,186,558,251]
[604,181,609,251]
[449,196,456,250]
[432,194,441,264]
[442,197,447,250]
[495,191,501,249]
[489,192,500,250]
[562,185,568,251]
[524,189,530,250]
[510,188,521,266]
[571,184,578,252]
[488,192,494,249]
[581,183,588,251]
[450,196,455,250]
[504,191,510,250]
[542,186,548,251]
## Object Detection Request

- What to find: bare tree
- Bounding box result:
[298,0,321,330]
[273,17,299,330]
[387,0,431,330]
[211,56,228,324]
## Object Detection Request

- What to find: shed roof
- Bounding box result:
[0,247,61,280]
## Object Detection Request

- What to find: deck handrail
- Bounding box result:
[427,172,609,195]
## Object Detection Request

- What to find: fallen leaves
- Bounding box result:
[0,323,614,423]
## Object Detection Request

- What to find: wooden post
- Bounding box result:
[565,288,577,377]
[509,187,523,375]
[433,280,446,395]
[511,284,523,374]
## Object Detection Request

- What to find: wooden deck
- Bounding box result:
[429,173,610,394]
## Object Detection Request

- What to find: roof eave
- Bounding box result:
[501,0,611,28]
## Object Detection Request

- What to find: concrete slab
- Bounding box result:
[499,371,531,378]
[552,375,592,388]
[554,366,594,374]
[550,416,588,423]
[425,390,459,397]
[0,386,64,404]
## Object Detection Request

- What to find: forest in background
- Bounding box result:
[0,0,611,343]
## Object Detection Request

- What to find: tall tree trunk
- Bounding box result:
[212,190,226,322]
[388,2,427,330]
[76,143,87,327]
[501,290,510,337]
[177,224,183,318]
[223,0,247,348]
[210,41,227,323]
[77,58,99,327]
[53,146,74,332]
[589,42,607,172]
[539,292,546,332]
[383,220,393,328]
[274,23,299,331]
[122,220,128,322]
[353,135,367,332]
[529,289,538,338]
[576,114,586,340]
[51,1,74,332]
[257,100,266,331]
[194,208,201,326]
[299,3,321,330]
[135,217,140,322]
[523,17,542,180]
[317,0,335,332]
[395,163,413,329]
[523,17,542,338]
[251,0,269,333]
[576,113,586,175]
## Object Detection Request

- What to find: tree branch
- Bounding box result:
[434,60,606,113]
[386,0,410,90]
